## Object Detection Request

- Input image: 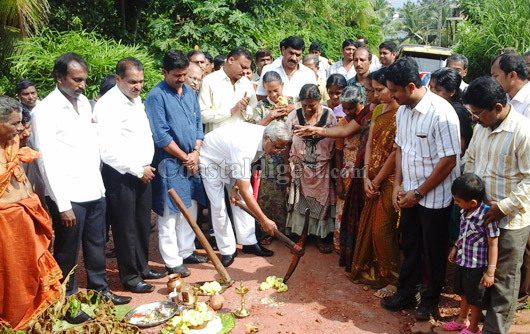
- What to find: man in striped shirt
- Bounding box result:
[380,57,461,321]
[462,77,530,334]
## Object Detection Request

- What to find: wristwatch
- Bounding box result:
[413,188,424,200]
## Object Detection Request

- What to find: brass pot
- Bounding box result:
[167,273,184,293]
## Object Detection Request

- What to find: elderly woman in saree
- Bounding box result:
[0,96,62,329]
[350,68,400,298]
[293,81,373,266]
[285,84,337,253]
[333,85,369,254]
[244,71,295,233]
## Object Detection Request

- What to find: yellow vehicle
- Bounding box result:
[398,44,453,73]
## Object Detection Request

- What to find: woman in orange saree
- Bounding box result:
[0,97,62,329]
[349,69,400,297]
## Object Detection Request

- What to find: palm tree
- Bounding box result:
[0,0,50,83]
[0,0,50,38]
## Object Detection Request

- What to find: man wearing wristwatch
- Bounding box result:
[380,58,461,322]
[145,50,208,278]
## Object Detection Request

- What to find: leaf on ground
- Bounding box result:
[217,313,236,334]
[80,303,97,318]
[113,305,133,321]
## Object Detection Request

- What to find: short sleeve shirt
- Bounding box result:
[395,89,461,209]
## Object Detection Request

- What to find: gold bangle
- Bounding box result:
[322,128,327,136]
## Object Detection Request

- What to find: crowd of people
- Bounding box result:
[1,34,530,334]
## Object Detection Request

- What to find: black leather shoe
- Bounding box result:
[166,265,191,278]
[101,291,131,305]
[380,292,417,311]
[415,304,439,321]
[242,243,274,257]
[183,254,209,264]
[221,253,237,267]
[125,280,155,293]
[141,269,168,280]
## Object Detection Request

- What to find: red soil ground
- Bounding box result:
[71,225,530,334]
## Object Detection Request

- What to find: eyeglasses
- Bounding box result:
[469,109,487,120]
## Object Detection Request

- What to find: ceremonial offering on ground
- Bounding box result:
[124,301,180,328]
[233,282,250,318]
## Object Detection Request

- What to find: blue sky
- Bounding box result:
[390,0,413,8]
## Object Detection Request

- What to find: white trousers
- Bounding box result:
[157,201,197,268]
[200,160,257,255]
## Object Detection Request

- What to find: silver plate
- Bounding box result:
[124,301,181,328]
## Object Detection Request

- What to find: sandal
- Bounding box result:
[374,285,397,298]
[316,240,333,254]
[442,319,470,331]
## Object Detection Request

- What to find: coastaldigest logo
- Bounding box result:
[157,157,366,184]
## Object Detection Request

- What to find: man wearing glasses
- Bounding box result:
[462,76,530,334]
[199,121,290,267]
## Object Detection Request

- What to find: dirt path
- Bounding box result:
[77,229,530,333]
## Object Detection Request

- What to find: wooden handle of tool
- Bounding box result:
[168,189,234,286]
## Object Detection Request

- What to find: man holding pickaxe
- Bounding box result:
[199,120,291,267]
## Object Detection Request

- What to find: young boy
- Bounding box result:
[443,173,500,334]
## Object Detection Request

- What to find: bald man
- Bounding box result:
[186,63,204,92]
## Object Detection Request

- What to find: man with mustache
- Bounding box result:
[32,53,130,304]
[257,36,316,100]
[346,47,372,88]
[94,58,167,294]
[146,50,208,278]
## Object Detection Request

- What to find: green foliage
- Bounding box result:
[455,0,530,80]
[8,29,162,99]
[43,0,382,61]
[0,0,50,85]
[258,0,381,60]
[144,0,260,58]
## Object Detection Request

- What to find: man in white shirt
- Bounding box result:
[446,53,470,91]
[257,36,317,100]
[32,53,130,304]
[328,39,361,81]
[94,58,166,294]
[491,53,530,118]
[199,47,257,133]
[380,58,461,321]
[200,121,290,267]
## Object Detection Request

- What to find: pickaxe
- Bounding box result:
[233,199,309,283]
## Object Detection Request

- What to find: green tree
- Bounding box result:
[8,29,162,99]
[0,0,50,91]
[397,0,455,46]
[456,0,530,79]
